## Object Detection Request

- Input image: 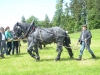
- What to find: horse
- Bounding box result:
[13,22,73,61]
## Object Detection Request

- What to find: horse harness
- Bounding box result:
[37,28,55,43]
[30,27,35,34]
[38,29,43,42]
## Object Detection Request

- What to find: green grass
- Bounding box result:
[0,29,100,75]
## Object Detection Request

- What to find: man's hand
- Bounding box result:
[18,37,20,40]
[85,39,87,43]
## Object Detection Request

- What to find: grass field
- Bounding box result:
[0,29,100,75]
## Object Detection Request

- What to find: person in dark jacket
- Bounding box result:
[0,27,8,58]
[11,31,19,54]
[76,24,96,60]
[0,31,2,56]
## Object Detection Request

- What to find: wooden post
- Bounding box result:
[18,40,20,53]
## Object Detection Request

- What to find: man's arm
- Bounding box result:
[0,33,2,41]
[5,31,9,40]
[77,32,82,45]
[86,30,92,40]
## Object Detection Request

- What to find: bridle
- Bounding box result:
[14,24,25,39]
[15,24,36,39]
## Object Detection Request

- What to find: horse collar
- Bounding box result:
[30,27,35,34]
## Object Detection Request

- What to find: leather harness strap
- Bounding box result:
[38,29,43,42]
[30,27,35,34]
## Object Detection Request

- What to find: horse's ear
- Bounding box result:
[17,22,19,26]
[15,22,20,29]
[17,22,22,29]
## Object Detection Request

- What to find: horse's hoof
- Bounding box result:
[55,58,60,61]
[32,56,36,59]
[36,58,40,60]
[33,57,39,62]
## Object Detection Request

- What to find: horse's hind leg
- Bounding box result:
[65,44,73,59]
[55,42,63,61]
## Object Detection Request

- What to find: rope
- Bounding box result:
[57,44,80,50]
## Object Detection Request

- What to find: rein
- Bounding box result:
[30,27,35,34]
[19,26,35,39]
[57,44,80,50]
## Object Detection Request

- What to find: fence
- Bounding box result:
[7,38,27,53]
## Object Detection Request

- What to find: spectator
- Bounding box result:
[0,27,8,58]
[0,29,2,56]
[5,26,13,55]
[11,31,19,54]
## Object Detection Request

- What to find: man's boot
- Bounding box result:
[92,54,96,59]
[76,55,82,60]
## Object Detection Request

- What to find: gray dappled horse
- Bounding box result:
[13,22,73,61]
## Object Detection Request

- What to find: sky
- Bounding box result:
[0,0,70,30]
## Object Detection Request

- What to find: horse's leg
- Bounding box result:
[27,42,36,59]
[65,44,73,59]
[64,33,74,59]
[28,37,35,52]
[55,42,63,61]
[43,44,46,48]
[34,46,40,60]
[38,42,42,49]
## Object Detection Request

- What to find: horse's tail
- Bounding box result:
[63,31,71,46]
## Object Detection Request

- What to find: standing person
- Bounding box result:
[76,24,96,60]
[11,31,19,54]
[12,41,19,54]
[0,27,8,58]
[5,26,13,55]
[0,29,2,56]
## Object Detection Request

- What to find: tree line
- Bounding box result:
[21,0,100,33]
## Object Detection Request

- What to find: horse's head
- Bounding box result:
[13,22,23,37]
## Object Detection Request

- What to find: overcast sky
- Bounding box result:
[0,0,70,30]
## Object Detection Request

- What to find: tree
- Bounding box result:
[87,0,100,29]
[52,0,64,26]
[63,2,75,33]
[70,0,83,32]
[26,15,38,25]
[44,14,50,27]
[21,16,26,22]
[38,20,45,27]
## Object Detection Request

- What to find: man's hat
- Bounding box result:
[82,24,87,27]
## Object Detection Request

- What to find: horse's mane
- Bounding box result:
[20,22,30,31]
[13,22,30,31]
